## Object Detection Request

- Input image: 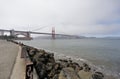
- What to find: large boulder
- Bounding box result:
[92,72,104,79]
[59,67,81,79]
[78,70,92,79]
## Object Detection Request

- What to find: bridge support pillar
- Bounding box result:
[10,29,15,37]
[52,27,55,39]
[26,32,31,38]
[0,31,4,36]
[26,32,32,40]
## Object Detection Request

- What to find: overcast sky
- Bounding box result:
[0,0,120,37]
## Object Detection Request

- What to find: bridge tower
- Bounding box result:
[10,29,15,37]
[52,27,55,39]
[26,32,30,38]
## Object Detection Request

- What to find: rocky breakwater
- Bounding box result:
[11,40,104,79]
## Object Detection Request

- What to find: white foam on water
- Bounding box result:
[53,52,120,79]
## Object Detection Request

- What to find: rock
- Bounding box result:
[48,69,57,78]
[79,66,83,71]
[82,63,91,72]
[29,49,37,57]
[68,59,72,63]
[84,66,91,72]
[58,59,68,63]
[92,72,104,79]
[54,63,60,70]
[46,63,53,71]
[83,63,89,67]
[35,62,48,78]
[48,58,55,63]
[53,74,59,79]
[48,63,63,78]
[39,49,46,54]
[58,67,81,79]
[57,60,69,68]
[72,62,80,71]
[78,70,92,79]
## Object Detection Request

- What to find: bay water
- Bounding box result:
[20,38,120,78]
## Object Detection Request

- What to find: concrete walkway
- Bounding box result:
[10,46,26,79]
[0,40,19,79]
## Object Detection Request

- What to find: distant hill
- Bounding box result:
[102,37,120,39]
[34,36,120,40]
[34,35,88,39]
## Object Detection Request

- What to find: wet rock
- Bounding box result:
[79,66,83,71]
[68,59,72,63]
[57,60,69,68]
[83,63,89,67]
[84,66,91,72]
[29,49,37,57]
[71,62,80,69]
[58,59,68,63]
[39,49,46,53]
[82,63,91,72]
[92,72,104,79]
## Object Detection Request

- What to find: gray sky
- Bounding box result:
[0,0,120,37]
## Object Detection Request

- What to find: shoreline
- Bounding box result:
[9,40,105,79]
[0,39,117,79]
[19,40,120,79]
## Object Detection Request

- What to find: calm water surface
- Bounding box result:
[20,39,120,78]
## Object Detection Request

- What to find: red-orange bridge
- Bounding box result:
[0,28,78,40]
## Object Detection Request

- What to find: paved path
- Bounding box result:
[10,42,38,79]
[10,46,26,79]
[0,40,19,79]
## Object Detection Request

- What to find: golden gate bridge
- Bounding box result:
[0,27,78,40]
